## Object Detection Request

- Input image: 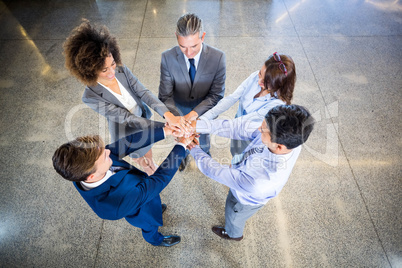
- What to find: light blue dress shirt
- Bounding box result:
[200,71,285,123]
[191,117,301,206]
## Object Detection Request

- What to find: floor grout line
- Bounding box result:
[93,220,105,268]
[130,0,149,72]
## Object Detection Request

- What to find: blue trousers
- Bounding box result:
[140,225,164,246]
[124,217,164,246]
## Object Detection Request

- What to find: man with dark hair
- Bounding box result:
[158,13,226,171]
[189,104,314,240]
[52,126,194,247]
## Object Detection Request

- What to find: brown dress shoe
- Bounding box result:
[212,226,243,241]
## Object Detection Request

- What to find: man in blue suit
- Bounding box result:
[52,126,193,247]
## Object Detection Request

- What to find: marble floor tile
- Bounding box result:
[0,0,400,267]
[142,0,297,37]
[0,0,147,40]
[283,0,402,37]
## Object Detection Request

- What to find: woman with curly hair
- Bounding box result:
[64,20,187,175]
[200,52,296,157]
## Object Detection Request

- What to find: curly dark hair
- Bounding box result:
[263,54,296,105]
[63,19,122,86]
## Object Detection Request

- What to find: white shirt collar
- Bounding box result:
[80,170,113,191]
[183,43,203,70]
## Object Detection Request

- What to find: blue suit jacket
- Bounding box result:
[73,127,185,229]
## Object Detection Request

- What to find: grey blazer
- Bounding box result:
[82,65,168,142]
[158,43,226,116]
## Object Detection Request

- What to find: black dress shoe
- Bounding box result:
[179,155,190,172]
[212,226,243,241]
[162,203,167,214]
[179,161,186,172]
[157,235,181,247]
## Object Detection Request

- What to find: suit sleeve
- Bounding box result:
[106,127,165,159]
[193,51,226,116]
[82,89,158,130]
[116,144,186,217]
[158,53,180,115]
[123,66,170,117]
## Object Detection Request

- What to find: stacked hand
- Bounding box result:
[176,134,199,150]
[164,122,198,149]
[163,112,199,149]
[164,112,194,136]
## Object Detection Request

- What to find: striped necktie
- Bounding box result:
[232,146,265,166]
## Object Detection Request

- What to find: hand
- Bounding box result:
[163,124,184,137]
[164,112,193,135]
[179,119,198,138]
[184,111,198,122]
[189,119,197,130]
[186,135,199,150]
[177,134,198,148]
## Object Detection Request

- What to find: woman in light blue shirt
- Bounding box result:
[200,52,296,156]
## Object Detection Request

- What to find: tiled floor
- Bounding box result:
[0,0,401,267]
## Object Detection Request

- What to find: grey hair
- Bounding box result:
[176,13,203,38]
